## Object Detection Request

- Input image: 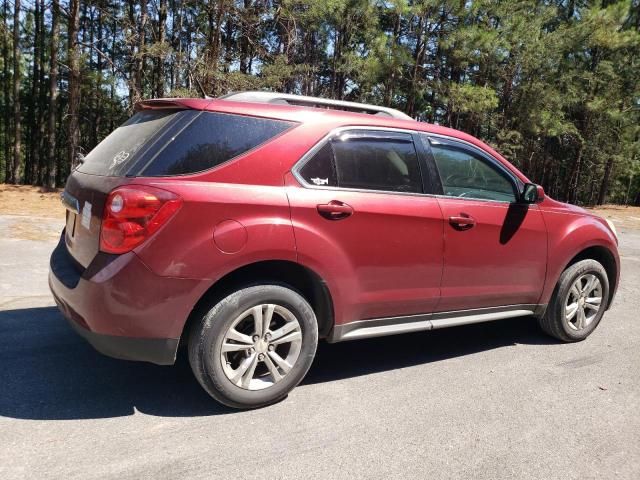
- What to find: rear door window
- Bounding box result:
[139,112,294,176]
[332,133,423,193]
[298,131,424,193]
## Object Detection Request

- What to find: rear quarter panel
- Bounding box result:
[132,180,297,280]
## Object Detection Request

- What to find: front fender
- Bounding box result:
[540,210,620,306]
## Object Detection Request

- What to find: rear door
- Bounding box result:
[422,135,547,311]
[287,129,444,323]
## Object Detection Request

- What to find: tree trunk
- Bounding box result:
[597,155,615,205]
[91,5,102,149]
[239,0,251,74]
[407,14,427,117]
[383,13,401,107]
[10,0,21,184]
[46,0,59,188]
[207,3,224,94]
[156,0,167,97]
[564,143,583,203]
[67,0,81,171]
[2,0,11,182]
[127,1,137,107]
[36,0,47,185]
[134,2,147,104]
[223,7,234,75]
[110,11,117,131]
[26,0,42,184]
[126,1,146,108]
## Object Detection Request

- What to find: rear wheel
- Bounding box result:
[188,284,318,409]
[539,259,609,342]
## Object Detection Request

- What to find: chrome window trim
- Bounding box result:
[292,126,524,204]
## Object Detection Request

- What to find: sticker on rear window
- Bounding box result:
[311,177,329,186]
[110,150,130,169]
[81,201,92,229]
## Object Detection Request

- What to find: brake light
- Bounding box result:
[100,186,182,254]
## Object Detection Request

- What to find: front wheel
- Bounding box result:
[538,259,609,342]
[188,284,318,409]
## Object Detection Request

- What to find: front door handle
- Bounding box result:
[317,200,354,220]
[449,214,476,230]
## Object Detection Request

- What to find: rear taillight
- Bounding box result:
[99,185,182,254]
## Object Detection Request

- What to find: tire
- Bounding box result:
[538,259,609,342]
[188,284,318,409]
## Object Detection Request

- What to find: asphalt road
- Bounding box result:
[1,213,639,480]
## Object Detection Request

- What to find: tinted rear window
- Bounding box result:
[77,110,294,177]
[78,110,177,176]
[332,136,423,193]
[139,112,294,176]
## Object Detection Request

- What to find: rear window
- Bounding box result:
[78,110,294,177]
[140,112,294,176]
[78,110,177,176]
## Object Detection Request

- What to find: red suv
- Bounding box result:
[49,92,620,408]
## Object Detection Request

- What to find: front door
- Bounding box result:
[423,135,547,312]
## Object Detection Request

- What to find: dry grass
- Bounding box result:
[588,205,640,231]
[0,184,63,218]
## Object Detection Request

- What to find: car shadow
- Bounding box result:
[0,306,557,420]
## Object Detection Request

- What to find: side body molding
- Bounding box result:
[330,304,546,342]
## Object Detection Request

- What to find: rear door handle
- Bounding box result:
[449,214,476,230]
[317,201,354,220]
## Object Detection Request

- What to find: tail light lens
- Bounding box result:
[100,185,182,254]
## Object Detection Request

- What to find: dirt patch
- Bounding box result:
[10,220,61,241]
[0,184,63,218]
[588,205,640,231]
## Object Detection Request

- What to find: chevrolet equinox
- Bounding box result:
[49,91,620,408]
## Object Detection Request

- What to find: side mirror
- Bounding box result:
[521,183,544,204]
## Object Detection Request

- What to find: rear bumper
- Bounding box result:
[59,303,179,364]
[49,233,207,365]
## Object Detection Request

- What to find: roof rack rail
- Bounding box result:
[219,91,413,120]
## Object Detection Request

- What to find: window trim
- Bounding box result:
[292,126,433,197]
[423,133,523,204]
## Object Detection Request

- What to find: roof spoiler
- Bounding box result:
[219,91,413,120]
[134,98,213,111]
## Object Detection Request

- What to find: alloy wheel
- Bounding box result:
[565,273,603,331]
[220,304,303,390]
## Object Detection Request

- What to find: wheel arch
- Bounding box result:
[564,245,618,308]
[180,260,335,345]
